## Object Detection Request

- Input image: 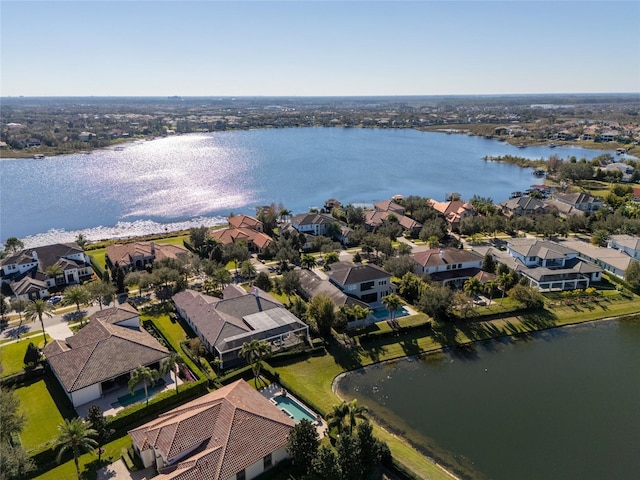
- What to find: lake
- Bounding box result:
[0,127,615,246]
[336,318,640,480]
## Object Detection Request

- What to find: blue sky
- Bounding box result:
[2,1,639,96]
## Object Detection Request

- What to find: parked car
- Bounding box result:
[48,295,62,305]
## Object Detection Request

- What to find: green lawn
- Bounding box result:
[15,377,74,451]
[0,336,50,378]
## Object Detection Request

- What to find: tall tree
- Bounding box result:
[10,297,29,325]
[307,293,336,337]
[239,339,272,387]
[336,433,363,479]
[128,365,159,407]
[464,277,483,306]
[160,352,186,393]
[286,418,320,476]
[281,270,300,304]
[301,253,318,270]
[326,399,367,435]
[64,285,90,323]
[45,263,64,284]
[310,445,342,480]
[55,418,98,480]
[3,237,24,254]
[85,405,113,462]
[86,280,116,310]
[381,294,402,329]
[239,260,257,281]
[0,294,8,323]
[24,299,54,346]
[0,387,35,478]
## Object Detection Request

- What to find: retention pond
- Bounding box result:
[336,318,640,480]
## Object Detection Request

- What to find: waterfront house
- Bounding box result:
[290,212,339,236]
[607,234,640,260]
[498,196,546,217]
[43,308,169,407]
[209,226,273,254]
[365,200,422,235]
[327,262,392,307]
[551,192,603,213]
[428,199,475,228]
[0,243,93,299]
[129,379,295,480]
[297,269,374,329]
[106,241,189,272]
[561,238,633,278]
[228,214,264,232]
[411,248,483,287]
[474,239,602,291]
[172,287,309,369]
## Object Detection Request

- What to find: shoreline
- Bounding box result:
[331,312,640,480]
[1,124,632,160]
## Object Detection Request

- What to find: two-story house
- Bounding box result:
[411,248,483,287]
[106,241,189,272]
[0,243,93,299]
[552,192,603,213]
[607,234,640,260]
[498,196,547,217]
[327,262,392,307]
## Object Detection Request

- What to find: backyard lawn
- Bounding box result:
[15,376,75,451]
[0,336,50,378]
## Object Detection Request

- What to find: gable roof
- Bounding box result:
[609,234,640,252]
[553,191,602,207]
[89,303,140,325]
[329,262,391,285]
[44,319,168,393]
[291,212,336,226]
[228,214,262,230]
[297,269,370,309]
[129,380,295,480]
[507,238,576,259]
[1,243,84,270]
[209,227,272,250]
[412,248,483,268]
[374,199,405,214]
[499,196,546,213]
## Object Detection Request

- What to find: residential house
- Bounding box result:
[78,132,95,142]
[474,238,602,291]
[43,307,169,407]
[561,238,633,278]
[106,242,189,271]
[428,199,475,228]
[0,243,93,299]
[290,212,338,236]
[411,248,484,287]
[365,200,422,235]
[129,380,295,480]
[552,192,603,213]
[297,269,374,329]
[498,196,546,217]
[608,234,640,260]
[328,262,392,307]
[228,214,264,232]
[209,227,273,254]
[603,163,635,182]
[173,287,309,369]
[600,131,618,142]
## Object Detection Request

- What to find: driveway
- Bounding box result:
[96,460,155,480]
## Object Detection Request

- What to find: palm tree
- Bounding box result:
[160,352,186,393]
[54,417,98,480]
[498,273,511,304]
[45,264,64,285]
[86,280,116,311]
[239,339,272,388]
[64,285,90,324]
[463,277,483,307]
[300,254,317,270]
[10,298,28,326]
[240,260,257,282]
[128,365,159,407]
[24,299,54,346]
[382,294,402,329]
[326,399,368,435]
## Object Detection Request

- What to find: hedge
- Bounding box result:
[358,322,432,345]
[0,365,45,387]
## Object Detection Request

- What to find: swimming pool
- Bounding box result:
[371,306,409,321]
[272,395,317,423]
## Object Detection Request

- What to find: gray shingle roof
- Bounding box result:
[328,262,391,286]
[44,320,168,392]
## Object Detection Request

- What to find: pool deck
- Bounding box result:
[261,382,327,437]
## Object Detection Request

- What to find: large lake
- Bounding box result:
[336,319,640,480]
[1,128,615,245]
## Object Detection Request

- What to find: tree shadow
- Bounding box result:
[364,342,387,363]
[327,337,363,370]
[399,336,421,357]
[3,324,30,339]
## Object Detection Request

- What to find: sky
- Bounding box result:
[1,0,639,97]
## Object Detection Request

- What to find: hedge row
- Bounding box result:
[0,365,44,387]
[358,322,432,344]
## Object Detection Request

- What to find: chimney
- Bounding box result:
[32,251,38,262]
[439,249,445,260]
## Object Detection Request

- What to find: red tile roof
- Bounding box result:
[130,380,295,480]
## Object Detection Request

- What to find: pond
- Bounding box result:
[336,318,640,480]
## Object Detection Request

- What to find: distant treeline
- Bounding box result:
[483,155,547,169]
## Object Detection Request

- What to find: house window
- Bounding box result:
[361,281,374,291]
[237,469,246,480]
[263,453,272,469]
[378,280,386,286]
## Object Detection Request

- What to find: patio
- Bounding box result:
[75,372,181,418]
